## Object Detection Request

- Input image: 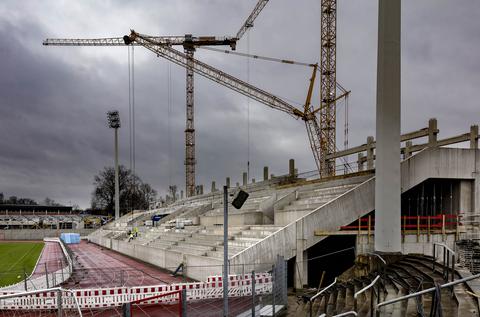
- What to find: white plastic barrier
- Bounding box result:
[0,273,272,310]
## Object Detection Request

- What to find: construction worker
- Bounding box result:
[133,227,138,237]
[128,232,134,242]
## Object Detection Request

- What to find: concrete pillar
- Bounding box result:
[200,185,204,195]
[428,118,438,147]
[470,125,479,149]
[294,220,308,289]
[226,177,230,188]
[252,178,256,183]
[243,172,247,186]
[366,136,375,170]
[236,182,240,188]
[358,153,365,171]
[374,0,402,253]
[263,166,269,181]
[459,180,473,215]
[404,141,412,159]
[211,181,216,193]
[180,191,184,199]
[289,159,295,177]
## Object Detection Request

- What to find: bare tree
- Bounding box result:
[91,165,157,215]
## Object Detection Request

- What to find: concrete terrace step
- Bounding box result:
[175,242,215,251]
[168,245,208,256]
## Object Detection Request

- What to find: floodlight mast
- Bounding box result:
[107,110,121,220]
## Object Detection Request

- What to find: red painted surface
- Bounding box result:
[31,241,66,277]
[62,240,185,288]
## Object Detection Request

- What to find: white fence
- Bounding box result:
[0,273,272,310]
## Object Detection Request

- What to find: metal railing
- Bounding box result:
[320,312,358,317]
[309,278,337,317]
[353,275,380,314]
[376,272,480,317]
[433,242,456,282]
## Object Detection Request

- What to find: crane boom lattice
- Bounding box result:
[236,0,270,40]
[320,0,337,177]
[127,32,301,118]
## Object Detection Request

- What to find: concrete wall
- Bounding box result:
[0,228,95,240]
[230,177,376,270]
[357,233,456,259]
[231,148,480,268]
[89,235,222,281]
[200,212,264,226]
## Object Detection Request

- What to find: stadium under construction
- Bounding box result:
[1,1,480,316]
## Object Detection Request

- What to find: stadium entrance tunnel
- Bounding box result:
[287,235,356,288]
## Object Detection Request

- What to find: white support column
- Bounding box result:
[374,0,402,253]
[295,220,308,289]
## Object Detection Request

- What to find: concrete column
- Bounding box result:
[211,181,216,193]
[236,182,240,188]
[294,220,308,289]
[243,172,247,186]
[404,141,412,159]
[252,178,256,183]
[470,125,479,149]
[180,191,184,199]
[358,153,365,171]
[459,180,473,215]
[374,0,402,253]
[366,136,375,170]
[289,159,295,177]
[226,177,230,188]
[200,185,204,195]
[263,166,269,181]
[428,118,438,147]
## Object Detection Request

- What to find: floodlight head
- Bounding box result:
[107,110,121,129]
[231,190,249,210]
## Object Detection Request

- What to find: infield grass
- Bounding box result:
[0,241,44,287]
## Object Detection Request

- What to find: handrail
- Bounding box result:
[353,275,380,311]
[433,242,455,256]
[309,278,337,317]
[433,242,456,282]
[354,275,380,299]
[311,277,337,302]
[366,252,386,265]
[376,272,480,309]
[320,312,358,317]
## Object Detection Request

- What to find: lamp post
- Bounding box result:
[108,110,121,220]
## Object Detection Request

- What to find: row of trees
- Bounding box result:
[0,194,62,206]
[91,166,157,216]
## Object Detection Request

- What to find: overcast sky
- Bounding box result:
[0,1,479,208]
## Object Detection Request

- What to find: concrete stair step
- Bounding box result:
[168,245,208,256]
[176,242,215,251]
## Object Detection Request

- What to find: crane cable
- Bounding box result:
[246,29,251,181]
[128,45,136,211]
[198,46,347,98]
[167,62,173,187]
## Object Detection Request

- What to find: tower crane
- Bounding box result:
[236,0,270,40]
[124,30,328,174]
[44,35,237,198]
[319,0,338,177]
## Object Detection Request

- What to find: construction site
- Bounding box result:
[1,0,480,316]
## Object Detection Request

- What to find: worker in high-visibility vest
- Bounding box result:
[133,227,138,238]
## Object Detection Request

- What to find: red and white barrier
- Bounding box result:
[0,273,272,310]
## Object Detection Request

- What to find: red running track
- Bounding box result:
[62,241,186,288]
[31,241,66,277]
